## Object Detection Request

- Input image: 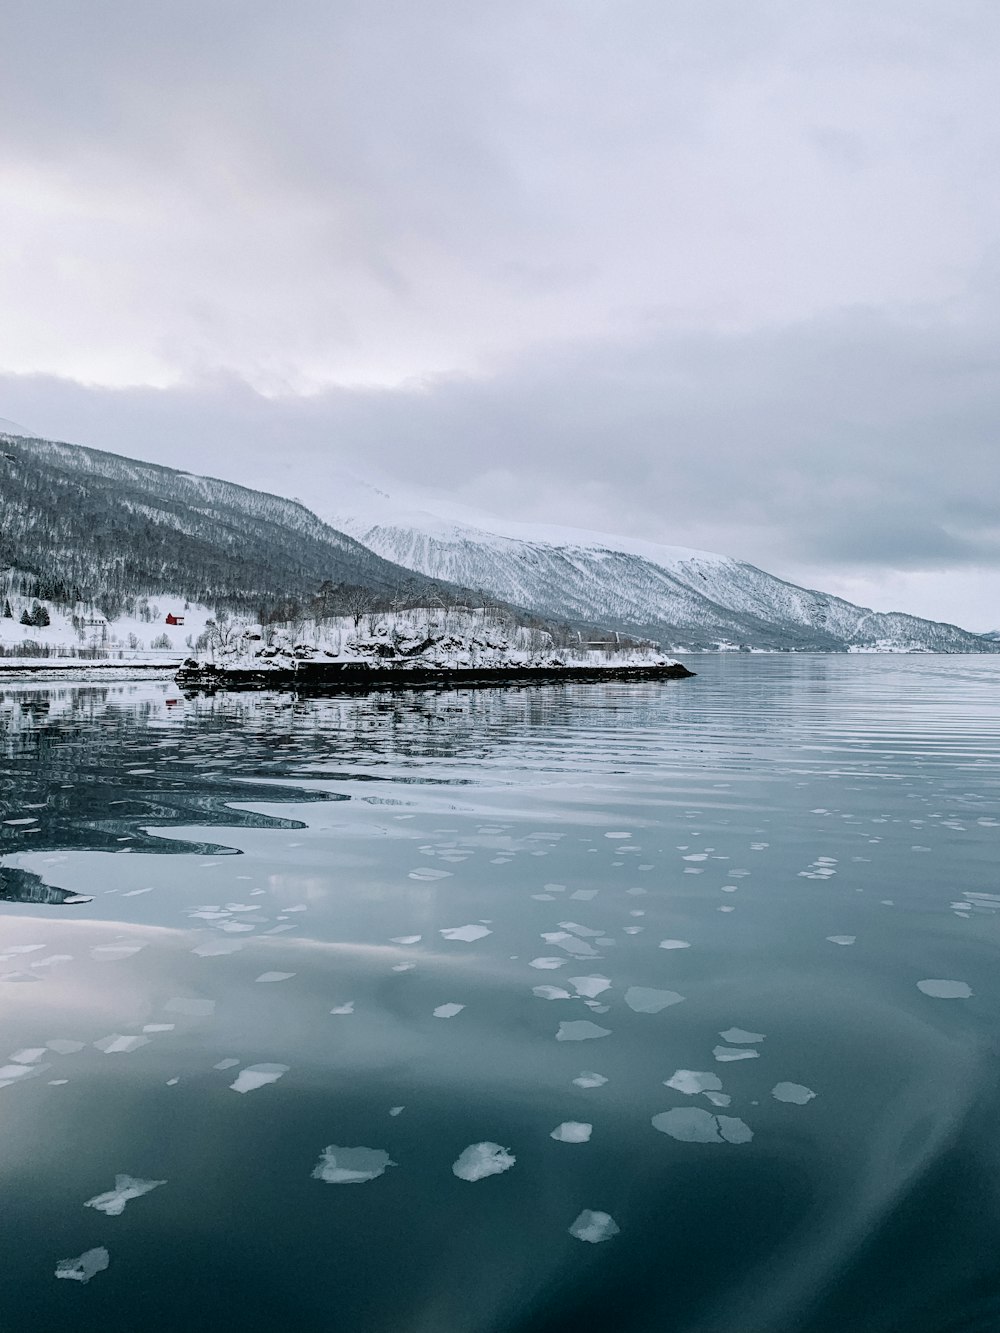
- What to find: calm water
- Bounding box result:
[1,656,999,1332]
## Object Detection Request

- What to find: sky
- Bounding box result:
[1,1,999,628]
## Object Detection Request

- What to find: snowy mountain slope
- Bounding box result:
[327,477,995,652]
[0,434,471,613]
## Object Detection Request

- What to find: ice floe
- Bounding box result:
[529,957,566,969]
[329,1002,355,1015]
[719,1027,764,1044]
[550,1121,592,1143]
[771,1082,816,1104]
[556,1021,611,1042]
[652,1107,753,1143]
[312,1145,395,1184]
[826,935,856,946]
[55,1247,109,1284]
[917,979,972,998]
[452,1142,516,1181]
[568,1210,619,1243]
[713,1045,758,1062]
[84,1175,166,1216]
[440,924,492,943]
[664,1070,723,1095]
[658,939,691,950]
[433,1003,465,1018]
[568,975,612,998]
[94,1034,151,1054]
[573,1071,608,1088]
[255,971,295,983]
[230,1063,289,1093]
[533,985,571,1000]
[624,986,684,1013]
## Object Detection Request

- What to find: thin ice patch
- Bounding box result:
[391,935,421,945]
[573,1071,608,1088]
[55,1247,109,1284]
[230,1063,289,1094]
[624,987,684,1013]
[530,957,566,970]
[533,985,571,1000]
[719,1027,764,1044]
[827,935,856,946]
[312,1145,395,1184]
[94,1034,151,1054]
[772,1082,817,1105]
[47,1039,84,1055]
[192,939,244,956]
[433,1003,465,1018]
[440,925,492,943]
[557,1021,611,1042]
[568,975,611,998]
[551,1121,592,1143]
[84,1175,165,1217]
[255,972,295,983]
[652,1108,753,1144]
[330,1002,355,1015]
[665,1070,722,1095]
[659,939,691,950]
[713,1045,759,1062]
[569,1210,619,1243]
[917,979,972,999]
[452,1142,515,1181]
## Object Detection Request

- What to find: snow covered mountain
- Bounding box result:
[328,477,996,653]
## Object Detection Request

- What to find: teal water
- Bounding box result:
[1,656,999,1332]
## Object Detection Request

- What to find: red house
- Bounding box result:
[165,613,185,626]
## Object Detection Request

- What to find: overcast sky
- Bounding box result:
[1,1,999,628]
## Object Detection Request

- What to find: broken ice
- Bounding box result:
[440,924,492,943]
[917,979,973,999]
[556,1021,611,1042]
[230,1063,289,1094]
[84,1175,165,1217]
[568,1210,619,1243]
[452,1141,516,1181]
[550,1121,592,1143]
[624,986,684,1013]
[55,1247,110,1284]
[772,1082,816,1104]
[312,1145,395,1184]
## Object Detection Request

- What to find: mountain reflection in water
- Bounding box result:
[0,659,999,1332]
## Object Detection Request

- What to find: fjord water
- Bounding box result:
[1,657,999,1332]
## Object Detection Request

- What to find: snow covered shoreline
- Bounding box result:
[175,657,694,692]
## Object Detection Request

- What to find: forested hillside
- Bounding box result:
[0,434,458,617]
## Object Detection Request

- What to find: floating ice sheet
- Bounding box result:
[312,1145,395,1184]
[665,1070,722,1095]
[433,1003,465,1018]
[440,925,492,943]
[192,939,244,957]
[330,1002,355,1015]
[557,1021,611,1042]
[55,1247,109,1284]
[568,1210,619,1243]
[551,1121,592,1143]
[452,1142,515,1181]
[713,1045,758,1062]
[391,935,421,945]
[84,1175,165,1217]
[255,972,295,983]
[917,979,972,999]
[659,939,691,950]
[772,1082,816,1104]
[533,985,571,1000]
[573,1071,608,1088]
[624,987,684,1013]
[230,1063,289,1094]
[91,944,144,963]
[826,935,856,946]
[569,975,612,998]
[94,1034,151,1054]
[719,1028,764,1044]
[529,957,566,970]
[652,1108,753,1143]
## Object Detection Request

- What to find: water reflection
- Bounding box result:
[0,659,999,1332]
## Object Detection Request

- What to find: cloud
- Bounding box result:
[1,2,1000,624]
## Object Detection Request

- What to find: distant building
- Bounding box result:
[165,613,185,626]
